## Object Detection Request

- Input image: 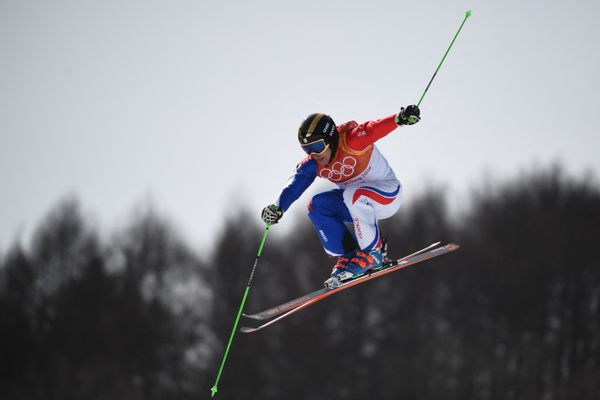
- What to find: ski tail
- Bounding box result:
[395,241,442,263]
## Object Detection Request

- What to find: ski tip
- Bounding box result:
[242,313,263,320]
[466,9,472,18]
[445,243,460,251]
[240,326,257,334]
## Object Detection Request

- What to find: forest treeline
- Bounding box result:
[1,165,599,400]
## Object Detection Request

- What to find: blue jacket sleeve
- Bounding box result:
[276,157,318,212]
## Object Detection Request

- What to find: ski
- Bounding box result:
[240,242,459,333]
[243,241,442,321]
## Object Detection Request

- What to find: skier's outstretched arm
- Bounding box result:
[347,105,421,151]
[261,157,317,225]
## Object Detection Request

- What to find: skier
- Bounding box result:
[261,106,421,287]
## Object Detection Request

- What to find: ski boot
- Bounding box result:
[324,247,383,288]
[324,251,355,288]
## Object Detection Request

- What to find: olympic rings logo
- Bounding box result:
[320,156,357,182]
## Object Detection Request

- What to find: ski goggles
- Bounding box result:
[301,139,330,156]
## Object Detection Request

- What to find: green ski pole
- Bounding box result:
[210,224,271,397]
[417,9,472,107]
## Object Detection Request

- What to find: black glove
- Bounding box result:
[395,105,421,126]
[261,204,284,225]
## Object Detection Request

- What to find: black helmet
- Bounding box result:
[298,113,338,155]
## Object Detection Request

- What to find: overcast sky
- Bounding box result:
[1,0,599,253]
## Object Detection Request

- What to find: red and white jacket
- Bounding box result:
[276,114,400,211]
